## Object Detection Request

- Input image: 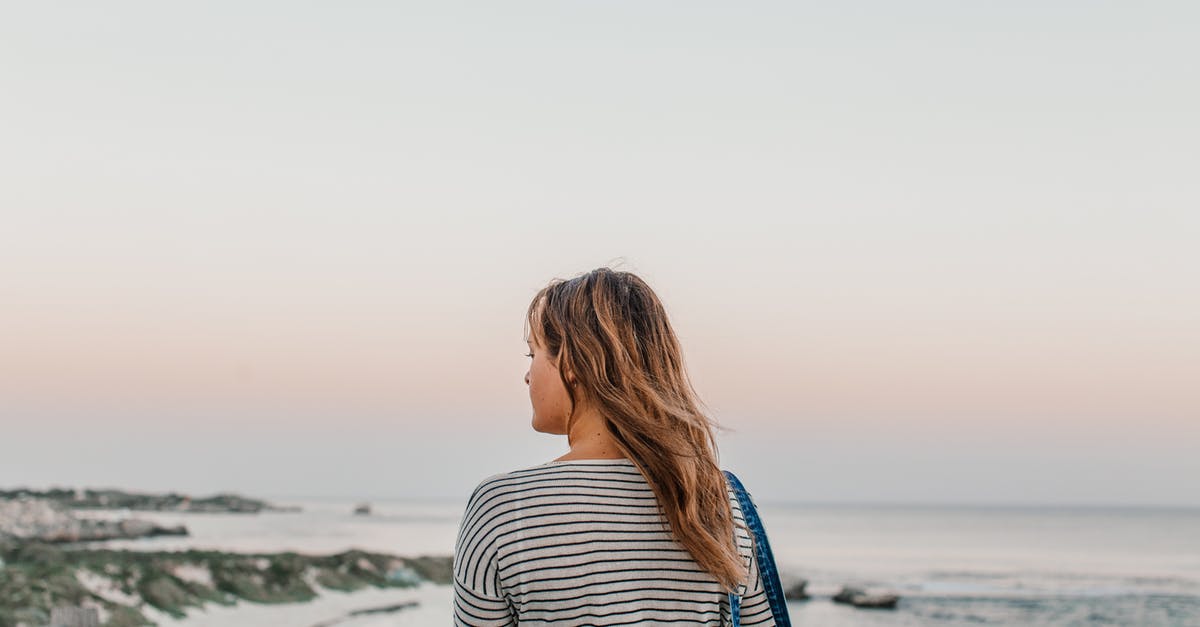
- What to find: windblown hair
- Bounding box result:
[524,267,750,594]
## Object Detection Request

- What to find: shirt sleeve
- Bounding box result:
[729,485,777,627]
[736,538,777,626]
[453,478,517,627]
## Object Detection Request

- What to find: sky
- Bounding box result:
[2,1,1197,507]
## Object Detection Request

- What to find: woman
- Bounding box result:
[453,267,779,626]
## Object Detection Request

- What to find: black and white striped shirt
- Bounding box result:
[453,458,776,626]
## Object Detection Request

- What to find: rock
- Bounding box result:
[139,575,197,618]
[782,578,810,600]
[117,519,155,537]
[348,601,419,616]
[49,605,99,626]
[386,564,424,586]
[832,585,899,609]
[0,488,300,514]
[0,498,190,544]
[309,600,420,627]
[401,555,454,585]
[852,593,899,608]
[0,543,453,626]
[147,524,188,538]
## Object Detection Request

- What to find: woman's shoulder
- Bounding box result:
[721,471,758,575]
[465,459,647,505]
[464,469,518,504]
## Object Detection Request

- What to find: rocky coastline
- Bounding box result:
[0,489,298,515]
[0,490,449,627]
[0,540,452,627]
[0,500,186,545]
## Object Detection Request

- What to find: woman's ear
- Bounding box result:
[562,363,579,388]
[557,346,575,386]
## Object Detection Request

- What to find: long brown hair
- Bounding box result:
[524,266,750,593]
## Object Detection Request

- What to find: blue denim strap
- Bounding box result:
[724,470,792,627]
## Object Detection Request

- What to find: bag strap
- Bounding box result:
[724,470,792,627]
[729,587,741,627]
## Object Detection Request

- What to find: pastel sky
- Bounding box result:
[2,1,1197,506]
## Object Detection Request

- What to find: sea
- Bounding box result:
[76,498,1200,626]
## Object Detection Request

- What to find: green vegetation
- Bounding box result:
[0,540,452,627]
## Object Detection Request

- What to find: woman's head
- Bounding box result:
[523,268,683,437]
[523,267,750,594]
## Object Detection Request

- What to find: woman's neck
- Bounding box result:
[557,406,626,461]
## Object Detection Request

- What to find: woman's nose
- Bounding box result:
[524,371,530,385]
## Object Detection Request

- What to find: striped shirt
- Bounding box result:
[452,458,776,626]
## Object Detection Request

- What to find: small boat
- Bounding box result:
[353,502,372,516]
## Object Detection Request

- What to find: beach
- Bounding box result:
[65,497,1200,626]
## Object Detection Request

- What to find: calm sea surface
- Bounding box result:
[80,499,1200,626]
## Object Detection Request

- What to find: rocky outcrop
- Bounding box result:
[309,600,420,627]
[0,489,299,514]
[782,577,810,600]
[832,585,900,609]
[0,542,454,627]
[0,499,187,544]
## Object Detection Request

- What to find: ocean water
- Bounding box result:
[78,499,1200,626]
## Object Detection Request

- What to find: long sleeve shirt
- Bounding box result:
[452,458,776,626]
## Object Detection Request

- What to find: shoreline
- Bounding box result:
[0,541,453,627]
